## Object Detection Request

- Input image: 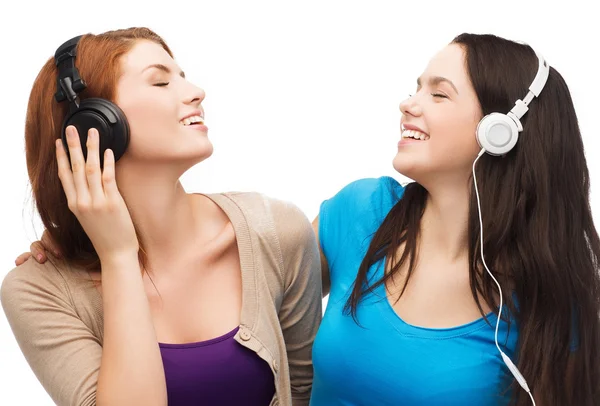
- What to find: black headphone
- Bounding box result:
[54,35,130,167]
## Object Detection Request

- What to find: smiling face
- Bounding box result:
[114,40,212,169]
[393,43,483,186]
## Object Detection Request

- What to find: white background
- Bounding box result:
[0,1,598,404]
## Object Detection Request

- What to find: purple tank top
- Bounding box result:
[159,326,275,405]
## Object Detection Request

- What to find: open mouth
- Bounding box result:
[180,115,205,126]
[401,129,430,141]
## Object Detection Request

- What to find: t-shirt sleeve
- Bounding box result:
[1,260,102,406]
[318,176,404,279]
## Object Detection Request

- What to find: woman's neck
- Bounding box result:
[419,182,471,263]
[115,163,225,271]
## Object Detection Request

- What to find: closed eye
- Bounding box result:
[431,93,448,98]
[154,82,170,87]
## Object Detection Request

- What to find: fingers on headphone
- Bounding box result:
[101,149,118,198]
[64,126,91,204]
[85,129,104,200]
[55,137,77,203]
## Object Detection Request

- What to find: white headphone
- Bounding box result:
[476,51,550,156]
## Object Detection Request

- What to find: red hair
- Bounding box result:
[25,27,173,269]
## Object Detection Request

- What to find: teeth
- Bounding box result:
[180,115,204,126]
[402,129,430,140]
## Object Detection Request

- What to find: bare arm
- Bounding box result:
[94,253,166,406]
[312,215,331,298]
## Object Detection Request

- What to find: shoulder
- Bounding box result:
[0,257,89,327]
[317,176,405,267]
[320,176,405,219]
[214,191,318,282]
[2,257,70,305]
[2,259,103,406]
[268,197,317,260]
[223,191,315,249]
[318,176,405,236]
[211,191,313,241]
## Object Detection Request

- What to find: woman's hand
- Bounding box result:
[14,229,59,266]
[56,125,139,262]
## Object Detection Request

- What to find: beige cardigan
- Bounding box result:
[1,192,323,406]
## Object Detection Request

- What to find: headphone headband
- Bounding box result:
[508,51,550,124]
[528,52,550,97]
[54,35,87,107]
[476,47,550,156]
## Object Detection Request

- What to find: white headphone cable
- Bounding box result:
[472,148,535,406]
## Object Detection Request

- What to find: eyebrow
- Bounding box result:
[142,63,185,78]
[417,76,459,94]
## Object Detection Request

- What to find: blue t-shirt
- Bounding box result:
[310,176,519,406]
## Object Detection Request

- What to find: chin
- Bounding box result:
[180,133,213,155]
[178,141,214,167]
[393,152,416,178]
[127,138,214,170]
[392,152,434,185]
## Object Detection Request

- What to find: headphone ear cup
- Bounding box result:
[61,98,130,167]
[476,112,519,156]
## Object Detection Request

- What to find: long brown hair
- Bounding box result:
[25,27,172,270]
[344,33,600,405]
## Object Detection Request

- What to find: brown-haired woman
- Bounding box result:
[308,34,599,406]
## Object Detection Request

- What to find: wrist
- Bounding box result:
[99,250,140,269]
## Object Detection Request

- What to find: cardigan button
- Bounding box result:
[239,329,251,341]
